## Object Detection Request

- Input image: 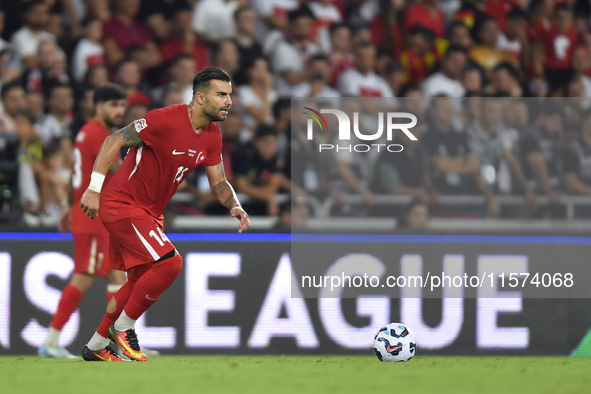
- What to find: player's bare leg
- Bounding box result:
[109,251,182,361]
[39,273,94,359]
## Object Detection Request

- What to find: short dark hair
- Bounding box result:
[1,82,24,100]
[94,83,126,104]
[192,67,231,96]
[309,54,328,63]
[493,61,520,81]
[407,25,435,40]
[329,22,349,36]
[81,15,99,28]
[234,6,252,21]
[288,5,315,23]
[25,0,45,13]
[254,124,278,139]
[445,45,467,58]
[273,98,291,120]
[507,7,527,21]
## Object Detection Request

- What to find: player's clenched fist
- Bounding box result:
[80,189,100,219]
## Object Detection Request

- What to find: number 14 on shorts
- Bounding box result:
[149,228,169,247]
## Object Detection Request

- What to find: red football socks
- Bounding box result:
[50,284,83,331]
[96,276,138,338]
[123,255,183,320]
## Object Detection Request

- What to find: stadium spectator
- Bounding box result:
[421,45,467,98]
[503,100,538,206]
[466,97,515,195]
[373,129,437,204]
[403,0,445,39]
[238,57,276,132]
[497,8,529,67]
[232,124,281,216]
[292,54,340,98]
[399,198,430,229]
[518,100,564,207]
[160,6,211,70]
[14,111,42,220]
[331,98,376,209]
[83,65,109,88]
[490,62,522,96]
[70,85,95,140]
[233,6,263,86]
[535,3,576,94]
[10,0,54,70]
[338,41,393,97]
[326,23,355,87]
[161,86,184,107]
[101,0,162,70]
[35,85,74,176]
[273,197,310,232]
[370,0,405,61]
[71,16,105,82]
[381,60,405,96]
[562,110,591,197]
[0,82,26,134]
[25,90,44,121]
[424,96,500,216]
[114,59,152,108]
[251,0,300,31]
[211,39,240,82]
[191,0,240,42]
[270,6,319,97]
[462,66,484,94]
[162,54,197,105]
[448,21,474,50]
[309,0,343,53]
[399,25,446,85]
[25,40,70,99]
[469,18,517,75]
[571,45,591,98]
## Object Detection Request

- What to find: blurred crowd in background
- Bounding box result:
[0,0,591,227]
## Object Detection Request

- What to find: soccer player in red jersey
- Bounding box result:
[80,68,250,361]
[38,84,128,359]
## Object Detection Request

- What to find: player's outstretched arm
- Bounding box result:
[80,123,144,218]
[206,162,250,233]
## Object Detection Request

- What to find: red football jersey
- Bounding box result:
[71,119,115,234]
[100,104,223,221]
[540,24,577,70]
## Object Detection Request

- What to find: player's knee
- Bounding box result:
[154,254,183,281]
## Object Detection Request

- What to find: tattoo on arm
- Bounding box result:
[114,123,144,147]
[211,163,240,210]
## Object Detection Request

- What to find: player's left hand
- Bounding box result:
[231,206,250,233]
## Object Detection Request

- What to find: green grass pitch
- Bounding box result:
[1,356,591,394]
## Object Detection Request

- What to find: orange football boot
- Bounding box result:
[108,324,147,361]
[82,345,129,361]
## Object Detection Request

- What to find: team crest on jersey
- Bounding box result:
[196,151,206,164]
[134,118,147,133]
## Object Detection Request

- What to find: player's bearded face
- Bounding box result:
[203,81,232,122]
[102,99,127,128]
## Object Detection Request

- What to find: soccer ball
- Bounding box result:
[372,323,416,362]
